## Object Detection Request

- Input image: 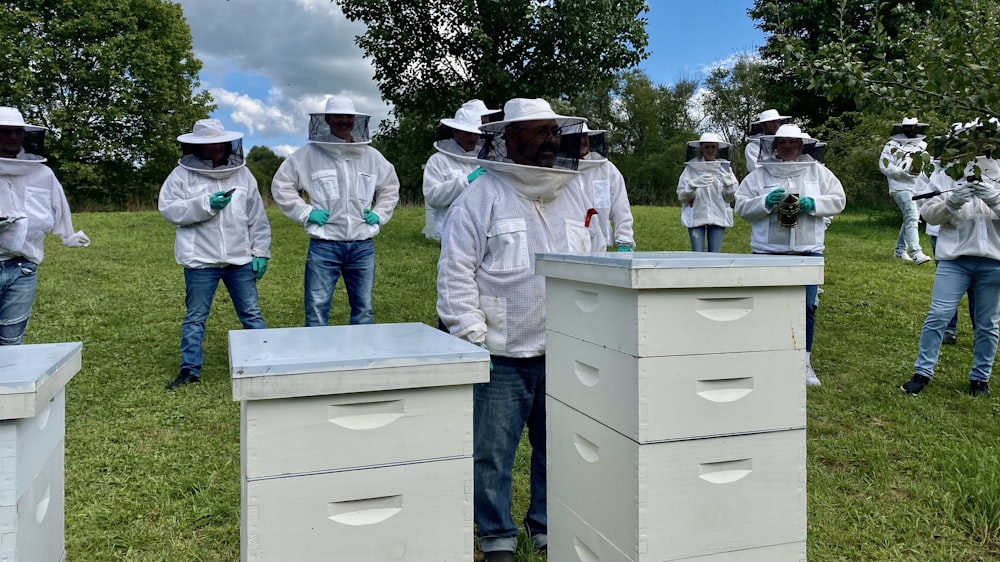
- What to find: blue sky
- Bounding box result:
[176,0,764,156]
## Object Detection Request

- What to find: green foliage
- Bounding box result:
[749,0,941,127]
[31,206,1000,560]
[371,112,438,204]
[334,0,649,123]
[701,54,770,173]
[0,0,213,207]
[245,146,285,203]
[762,0,1000,183]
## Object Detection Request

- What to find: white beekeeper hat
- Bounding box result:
[764,124,818,144]
[687,132,730,149]
[462,99,501,118]
[481,98,585,135]
[752,109,791,124]
[314,95,370,117]
[0,107,46,131]
[176,118,242,144]
[897,116,929,127]
[440,106,484,134]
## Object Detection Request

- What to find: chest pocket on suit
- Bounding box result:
[564,219,593,253]
[357,172,376,205]
[310,169,340,201]
[485,218,529,273]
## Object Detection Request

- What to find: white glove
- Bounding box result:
[947,184,975,209]
[63,230,91,248]
[690,173,713,190]
[972,181,1000,206]
[720,171,737,187]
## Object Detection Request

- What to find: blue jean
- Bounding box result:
[688,225,725,252]
[304,238,375,326]
[892,190,923,256]
[181,263,266,375]
[474,355,547,553]
[930,236,975,333]
[914,257,1000,382]
[0,259,38,345]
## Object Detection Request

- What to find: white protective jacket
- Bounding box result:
[422,139,479,241]
[918,157,1000,261]
[437,160,605,358]
[271,142,399,240]
[0,157,89,264]
[676,159,738,228]
[745,137,762,173]
[158,160,271,269]
[575,152,635,249]
[734,158,846,254]
[879,135,927,194]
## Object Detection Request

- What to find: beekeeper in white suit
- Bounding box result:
[422,99,500,241]
[437,98,604,562]
[0,106,89,345]
[573,124,635,250]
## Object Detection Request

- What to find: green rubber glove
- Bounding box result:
[764,188,785,208]
[467,167,486,183]
[251,256,268,280]
[307,209,330,226]
[363,208,380,225]
[617,245,633,252]
[209,191,232,211]
[799,197,815,213]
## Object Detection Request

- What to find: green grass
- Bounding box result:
[29,205,1000,561]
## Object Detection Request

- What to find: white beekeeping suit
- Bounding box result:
[573,125,634,250]
[422,100,500,241]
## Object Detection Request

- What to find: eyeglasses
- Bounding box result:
[510,125,562,138]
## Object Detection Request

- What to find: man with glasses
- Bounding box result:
[437,98,604,562]
[0,106,89,345]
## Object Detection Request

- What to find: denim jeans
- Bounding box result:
[473,355,547,553]
[0,259,37,345]
[892,190,923,256]
[181,263,266,375]
[688,225,726,252]
[304,238,375,326]
[914,257,1000,382]
[930,236,974,333]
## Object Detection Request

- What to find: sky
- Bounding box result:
[175,0,765,156]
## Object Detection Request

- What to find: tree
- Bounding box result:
[748,0,941,127]
[771,0,1000,179]
[0,0,213,206]
[700,54,769,173]
[246,146,285,203]
[334,0,649,123]
[588,70,698,206]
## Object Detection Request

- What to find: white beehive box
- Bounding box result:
[244,457,473,562]
[546,332,805,442]
[538,253,817,562]
[0,342,81,562]
[547,398,806,561]
[538,253,822,357]
[230,323,487,562]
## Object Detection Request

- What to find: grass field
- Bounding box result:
[27,204,1000,561]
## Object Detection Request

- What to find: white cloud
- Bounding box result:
[176,0,391,150]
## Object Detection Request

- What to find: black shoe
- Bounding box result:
[166,369,200,390]
[901,374,931,395]
[970,380,991,398]
[483,551,515,562]
[943,332,957,345]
